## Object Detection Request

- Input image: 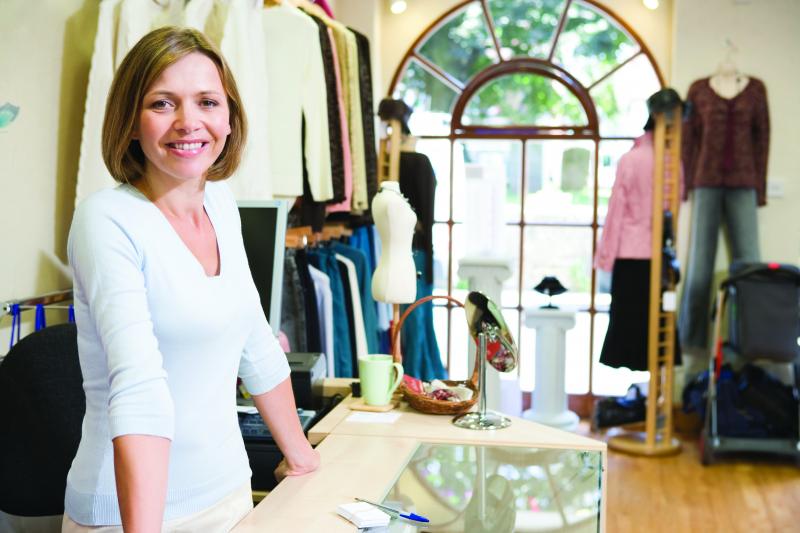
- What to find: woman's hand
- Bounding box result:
[273,446,320,482]
[251,377,321,482]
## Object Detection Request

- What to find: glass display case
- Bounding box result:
[381,442,602,532]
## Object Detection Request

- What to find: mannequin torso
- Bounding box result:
[708,61,750,99]
[371,181,417,303]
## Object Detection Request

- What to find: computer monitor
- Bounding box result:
[237,200,289,336]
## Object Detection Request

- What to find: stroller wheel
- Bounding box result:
[700,431,714,466]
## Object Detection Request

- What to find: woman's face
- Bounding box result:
[135,52,231,185]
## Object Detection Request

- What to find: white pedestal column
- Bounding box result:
[523,308,579,431]
[457,257,520,415]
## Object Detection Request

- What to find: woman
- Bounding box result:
[64,27,319,532]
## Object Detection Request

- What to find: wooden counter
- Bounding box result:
[234,394,608,532]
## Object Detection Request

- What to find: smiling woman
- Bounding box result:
[101,26,246,185]
[135,53,232,197]
[63,27,319,533]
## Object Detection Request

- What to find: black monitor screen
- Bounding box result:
[238,201,287,334]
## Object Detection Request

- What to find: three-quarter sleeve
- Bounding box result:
[237,290,291,396]
[752,81,770,206]
[69,202,175,440]
[595,159,629,272]
[681,82,702,200]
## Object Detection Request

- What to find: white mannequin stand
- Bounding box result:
[523,308,579,431]
[457,257,519,415]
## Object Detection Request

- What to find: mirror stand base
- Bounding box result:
[452,411,512,430]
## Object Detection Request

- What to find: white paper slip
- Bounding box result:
[337,501,390,528]
[345,412,402,424]
[236,405,258,415]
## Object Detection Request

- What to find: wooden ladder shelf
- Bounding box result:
[608,105,683,456]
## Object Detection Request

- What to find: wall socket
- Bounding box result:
[767,178,785,199]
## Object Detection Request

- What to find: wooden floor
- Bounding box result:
[586,427,800,532]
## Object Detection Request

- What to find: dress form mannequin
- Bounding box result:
[371,181,417,303]
[709,60,749,99]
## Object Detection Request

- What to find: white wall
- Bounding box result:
[672,0,800,265]
[0,0,96,347]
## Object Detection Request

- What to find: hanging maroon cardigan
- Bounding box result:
[682,77,770,206]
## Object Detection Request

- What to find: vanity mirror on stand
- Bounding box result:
[453,292,519,430]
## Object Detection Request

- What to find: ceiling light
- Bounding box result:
[643,0,660,9]
[390,0,407,14]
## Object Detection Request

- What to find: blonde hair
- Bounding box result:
[101,26,247,183]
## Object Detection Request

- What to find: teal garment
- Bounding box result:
[400,250,446,381]
[332,242,379,354]
[307,248,353,377]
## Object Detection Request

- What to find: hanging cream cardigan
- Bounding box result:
[74,0,184,205]
[263,3,332,201]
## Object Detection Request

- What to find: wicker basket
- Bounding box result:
[392,295,480,415]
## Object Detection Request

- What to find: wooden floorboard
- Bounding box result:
[580,426,800,532]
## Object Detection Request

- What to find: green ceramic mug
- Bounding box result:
[358,354,404,406]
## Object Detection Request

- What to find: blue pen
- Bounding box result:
[355,498,430,523]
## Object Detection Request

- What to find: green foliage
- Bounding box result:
[464,73,588,126]
[487,0,566,59]
[397,0,639,129]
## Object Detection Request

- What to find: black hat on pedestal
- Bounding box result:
[534,276,567,309]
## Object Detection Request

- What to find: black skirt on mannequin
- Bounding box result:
[600,259,681,371]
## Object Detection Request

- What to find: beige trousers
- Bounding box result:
[61,482,253,533]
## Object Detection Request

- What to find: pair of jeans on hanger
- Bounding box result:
[679,187,760,352]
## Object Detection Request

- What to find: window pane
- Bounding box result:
[451,223,520,308]
[592,312,649,396]
[455,139,522,225]
[520,226,593,310]
[462,73,588,127]
[591,54,660,136]
[565,311,591,394]
[501,225,521,309]
[553,0,638,87]
[432,305,450,377]
[487,0,566,60]
[453,222,520,309]
[523,140,596,224]
[518,313,536,391]
[417,139,452,223]
[418,2,497,85]
[432,222,450,294]
[393,58,458,135]
[449,296,470,380]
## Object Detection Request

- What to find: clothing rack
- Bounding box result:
[607,104,682,456]
[1,289,74,317]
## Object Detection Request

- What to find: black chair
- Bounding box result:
[0,323,85,517]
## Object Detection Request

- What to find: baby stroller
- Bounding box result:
[700,262,800,465]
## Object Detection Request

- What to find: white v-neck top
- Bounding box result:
[65,180,289,525]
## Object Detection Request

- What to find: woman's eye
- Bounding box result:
[149,99,172,110]
[200,99,218,108]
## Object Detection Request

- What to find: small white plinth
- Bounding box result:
[522,308,579,432]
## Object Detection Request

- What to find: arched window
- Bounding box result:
[389,0,663,400]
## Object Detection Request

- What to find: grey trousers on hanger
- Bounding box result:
[679,187,760,354]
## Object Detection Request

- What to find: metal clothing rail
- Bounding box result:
[1,289,74,317]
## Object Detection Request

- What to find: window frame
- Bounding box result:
[389,0,664,409]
